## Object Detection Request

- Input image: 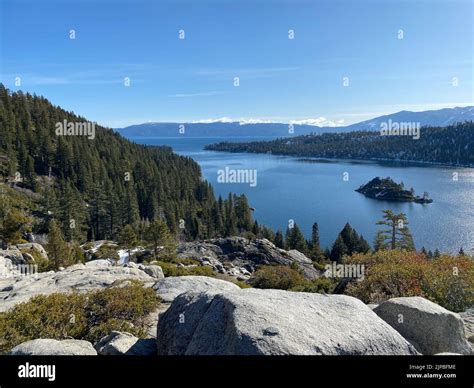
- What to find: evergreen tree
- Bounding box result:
[145,219,176,261]
[285,224,307,253]
[0,209,30,247]
[374,210,415,251]
[118,225,138,263]
[274,230,284,249]
[330,235,348,263]
[311,222,320,249]
[45,219,71,270]
[309,222,325,262]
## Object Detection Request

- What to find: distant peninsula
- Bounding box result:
[355,177,433,204]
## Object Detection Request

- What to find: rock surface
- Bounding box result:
[16,243,49,262]
[10,339,97,355]
[95,331,157,355]
[374,297,472,355]
[459,307,474,345]
[0,260,158,312]
[156,288,418,355]
[142,265,164,279]
[153,276,240,303]
[177,237,321,280]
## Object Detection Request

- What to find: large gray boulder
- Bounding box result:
[0,261,157,312]
[156,288,418,355]
[153,276,240,303]
[374,297,472,355]
[95,331,156,355]
[10,339,97,355]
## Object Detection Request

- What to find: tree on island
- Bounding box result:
[374,210,415,251]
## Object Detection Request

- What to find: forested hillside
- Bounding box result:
[0,84,253,241]
[206,123,474,167]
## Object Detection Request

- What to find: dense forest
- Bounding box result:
[205,122,474,167]
[0,84,255,242]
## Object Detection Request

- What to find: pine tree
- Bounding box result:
[309,222,325,262]
[274,230,284,248]
[330,235,348,263]
[118,225,138,263]
[145,219,176,261]
[311,222,321,250]
[235,194,253,232]
[45,219,71,270]
[374,210,415,251]
[0,209,31,246]
[285,224,307,253]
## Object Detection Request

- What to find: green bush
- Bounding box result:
[0,281,158,353]
[250,264,336,293]
[91,243,119,261]
[249,265,307,290]
[154,261,216,277]
[291,277,336,293]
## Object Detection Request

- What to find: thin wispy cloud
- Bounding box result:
[196,66,301,80]
[169,91,225,98]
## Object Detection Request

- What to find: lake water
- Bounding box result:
[132,136,474,254]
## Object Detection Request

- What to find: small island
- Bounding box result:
[356,177,433,204]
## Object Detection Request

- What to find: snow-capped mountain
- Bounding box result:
[116,106,474,138]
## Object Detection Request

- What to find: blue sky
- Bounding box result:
[0,0,472,128]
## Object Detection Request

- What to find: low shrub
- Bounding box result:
[0,281,158,353]
[249,265,306,290]
[154,260,215,277]
[344,250,474,312]
[91,243,119,261]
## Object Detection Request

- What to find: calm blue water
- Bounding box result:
[133,136,474,254]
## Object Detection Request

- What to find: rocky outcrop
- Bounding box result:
[0,243,49,266]
[156,288,419,355]
[177,237,321,280]
[0,248,29,266]
[16,243,49,262]
[153,276,240,303]
[9,339,97,355]
[0,260,159,312]
[374,297,472,355]
[94,331,156,355]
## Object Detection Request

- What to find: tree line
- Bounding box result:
[205,122,474,167]
[0,84,257,243]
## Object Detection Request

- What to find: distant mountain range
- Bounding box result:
[116,106,474,138]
